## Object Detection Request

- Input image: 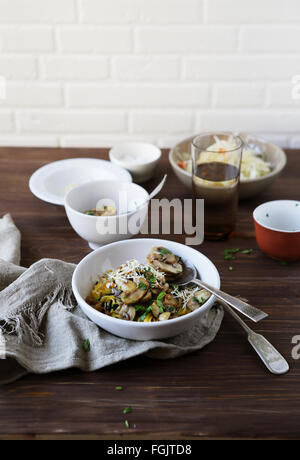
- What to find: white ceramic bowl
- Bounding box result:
[72,238,220,341]
[109,142,162,183]
[64,180,149,250]
[169,134,287,200]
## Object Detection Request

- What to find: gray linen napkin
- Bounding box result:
[0,214,223,384]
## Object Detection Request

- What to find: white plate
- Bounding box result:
[29,158,132,205]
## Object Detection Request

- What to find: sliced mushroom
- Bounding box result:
[159,312,171,321]
[147,247,183,280]
[120,278,149,305]
[119,305,136,321]
[163,253,177,264]
[147,246,163,261]
[121,280,137,294]
[142,289,152,303]
[151,259,183,277]
[163,294,179,309]
[147,247,178,264]
[151,302,160,318]
[187,289,211,311]
[128,306,136,321]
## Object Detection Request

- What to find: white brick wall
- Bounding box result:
[0,0,299,148]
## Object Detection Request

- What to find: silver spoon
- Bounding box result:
[147,174,168,201]
[177,259,268,323]
[127,175,167,214]
[220,300,289,375]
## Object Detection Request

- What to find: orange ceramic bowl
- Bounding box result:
[253,200,300,261]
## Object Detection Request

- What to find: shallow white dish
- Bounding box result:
[109,142,161,183]
[169,134,287,200]
[65,180,149,250]
[29,158,132,205]
[72,238,220,341]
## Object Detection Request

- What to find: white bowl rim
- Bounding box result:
[169,134,287,184]
[64,179,149,220]
[253,200,300,234]
[109,142,162,166]
[72,238,220,328]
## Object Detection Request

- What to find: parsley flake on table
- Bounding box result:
[224,248,240,260]
[123,406,132,415]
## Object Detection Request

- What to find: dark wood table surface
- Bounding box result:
[0,147,299,440]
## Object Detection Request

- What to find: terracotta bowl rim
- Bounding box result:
[253,200,300,235]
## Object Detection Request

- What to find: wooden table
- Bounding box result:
[0,147,299,440]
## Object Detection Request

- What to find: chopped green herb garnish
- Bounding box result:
[157,292,165,300]
[135,305,146,313]
[172,284,179,292]
[82,339,90,353]
[241,249,253,254]
[224,248,240,260]
[144,269,156,287]
[229,266,233,271]
[103,205,107,210]
[224,248,240,254]
[149,276,156,286]
[139,307,152,321]
[156,292,165,311]
[123,406,132,415]
[168,306,174,312]
[193,296,201,303]
[224,254,236,260]
[115,386,123,391]
[125,420,129,429]
[159,248,172,255]
[138,281,147,290]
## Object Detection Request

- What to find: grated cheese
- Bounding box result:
[106,259,166,289]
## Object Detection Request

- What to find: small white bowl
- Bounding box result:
[64,180,149,250]
[109,142,162,183]
[72,238,220,341]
